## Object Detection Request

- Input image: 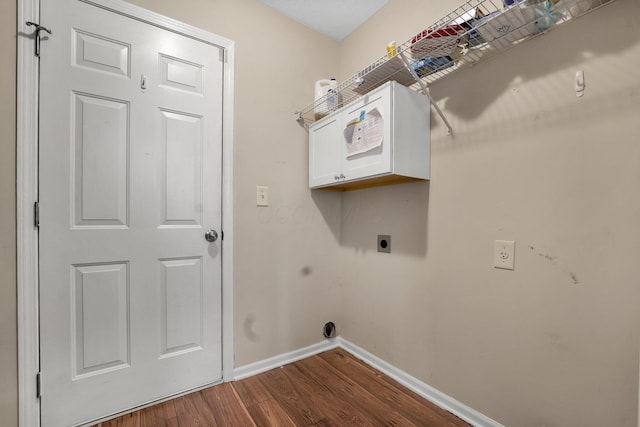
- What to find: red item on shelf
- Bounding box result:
[409,24,466,60]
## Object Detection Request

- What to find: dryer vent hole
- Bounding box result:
[323,322,336,339]
[377,234,391,253]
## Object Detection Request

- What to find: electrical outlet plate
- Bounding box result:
[494,240,515,270]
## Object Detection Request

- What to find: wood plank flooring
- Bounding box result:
[93,348,471,426]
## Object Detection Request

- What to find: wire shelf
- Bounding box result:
[296,0,615,128]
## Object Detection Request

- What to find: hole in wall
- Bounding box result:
[323,321,337,339]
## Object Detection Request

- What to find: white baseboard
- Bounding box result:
[337,338,504,427]
[233,339,340,380]
[233,337,504,427]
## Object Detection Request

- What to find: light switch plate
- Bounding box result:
[256,186,269,207]
[494,240,515,270]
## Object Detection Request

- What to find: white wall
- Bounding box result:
[339,0,640,425]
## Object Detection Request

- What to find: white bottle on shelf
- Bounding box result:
[314,78,338,118]
[327,80,338,110]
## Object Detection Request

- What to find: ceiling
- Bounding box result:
[257,0,389,40]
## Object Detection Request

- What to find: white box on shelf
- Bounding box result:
[474,4,539,49]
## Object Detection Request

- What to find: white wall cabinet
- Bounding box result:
[309,81,430,191]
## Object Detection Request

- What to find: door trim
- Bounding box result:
[17,0,40,425]
[16,1,235,425]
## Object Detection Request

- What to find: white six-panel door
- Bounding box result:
[38,0,224,425]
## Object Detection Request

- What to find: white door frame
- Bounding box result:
[17,1,235,425]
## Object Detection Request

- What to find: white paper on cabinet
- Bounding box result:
[344,108,383,157]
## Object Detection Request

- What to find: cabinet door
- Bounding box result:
[309,113,342,188]
[341,86,392,182]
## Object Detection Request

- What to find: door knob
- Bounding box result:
[204,229,218,242]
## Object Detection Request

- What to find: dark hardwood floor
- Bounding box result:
[93,348,471,426]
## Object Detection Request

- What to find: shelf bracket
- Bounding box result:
[426,88,453,136]
[295,112,309,131]
[398,51,453,136]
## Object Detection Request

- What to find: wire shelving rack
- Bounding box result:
[295,0,616,134]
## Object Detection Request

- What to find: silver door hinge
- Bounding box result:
[34,201,39,228]
[36,372,41,398]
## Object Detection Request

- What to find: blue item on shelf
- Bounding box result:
[535,0,564,30]
[412,56,454,77]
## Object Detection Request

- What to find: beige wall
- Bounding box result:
[339,0,640,426]
[0,0,17,423]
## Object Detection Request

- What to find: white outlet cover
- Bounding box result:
[494,240,515,270]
